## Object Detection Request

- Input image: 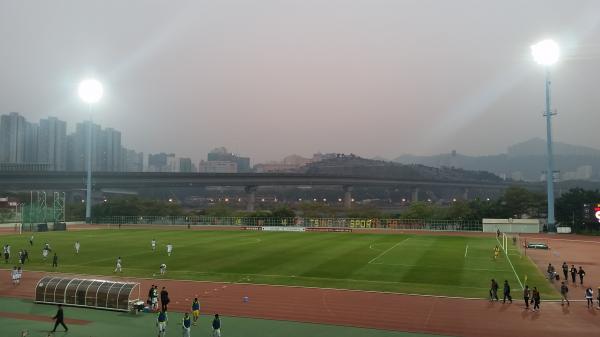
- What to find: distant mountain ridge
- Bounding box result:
[506,138,600,157]
[394,139,600,182]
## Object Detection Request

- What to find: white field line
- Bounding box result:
[368,238,411,264]
[497,236,524,290]
[370,261,509,272]
[464,244,469,258]
[2,267,570,302]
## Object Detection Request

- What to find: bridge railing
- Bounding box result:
[91,216,483,231]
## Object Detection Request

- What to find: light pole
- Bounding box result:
[531,39,559,231]
[78,79,103,224]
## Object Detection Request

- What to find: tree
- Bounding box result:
[399,202,437,220]
[498,186,545,219]
[271,205,296,218]
[555,188,600,230]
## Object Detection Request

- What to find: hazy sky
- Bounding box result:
[1,1,599,164]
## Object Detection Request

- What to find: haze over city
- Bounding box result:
[1,1,600,164]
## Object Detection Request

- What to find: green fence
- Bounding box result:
[92,216,483,231]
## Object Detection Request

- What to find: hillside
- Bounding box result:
[297,155,503,183]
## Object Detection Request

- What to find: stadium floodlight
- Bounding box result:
[531,39,559,66]
[78,79,104,104]
[531,39,560,231]
[78,78,103,223]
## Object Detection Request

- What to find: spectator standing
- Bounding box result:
[212,314,221,337]
[578,266,586,285]
[147,285,155,308]
[160,287,170,312]
[560,282,570,306]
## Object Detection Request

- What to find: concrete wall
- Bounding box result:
[482,218,541,233]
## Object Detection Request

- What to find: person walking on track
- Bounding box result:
[50,304,68,332]
[191,297,200,325]
[532,287,541,311]
[489,279,499,301]
[585,287,594,308]
[570,265,577,284]
[503,280,512,303]
[560,282,570,306]
[562,262,568,281]
[523,285,531,310]
[578,266,586,285]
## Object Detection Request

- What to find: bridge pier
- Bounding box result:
[343,186,353,209]
[245,186,257,212]
[411,188,420,203]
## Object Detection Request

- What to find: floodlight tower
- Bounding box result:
[531,39,559,231]
[78,79,103,223]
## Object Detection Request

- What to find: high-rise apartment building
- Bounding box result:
[0,112,27,163]
[207,147,250,172]
[38,117,67,171]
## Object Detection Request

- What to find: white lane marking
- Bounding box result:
[368,238,411,264]
[497,236,523,290]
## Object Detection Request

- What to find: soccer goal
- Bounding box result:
[503,233,526,256]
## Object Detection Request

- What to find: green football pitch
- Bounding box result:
[0,229,557,298]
